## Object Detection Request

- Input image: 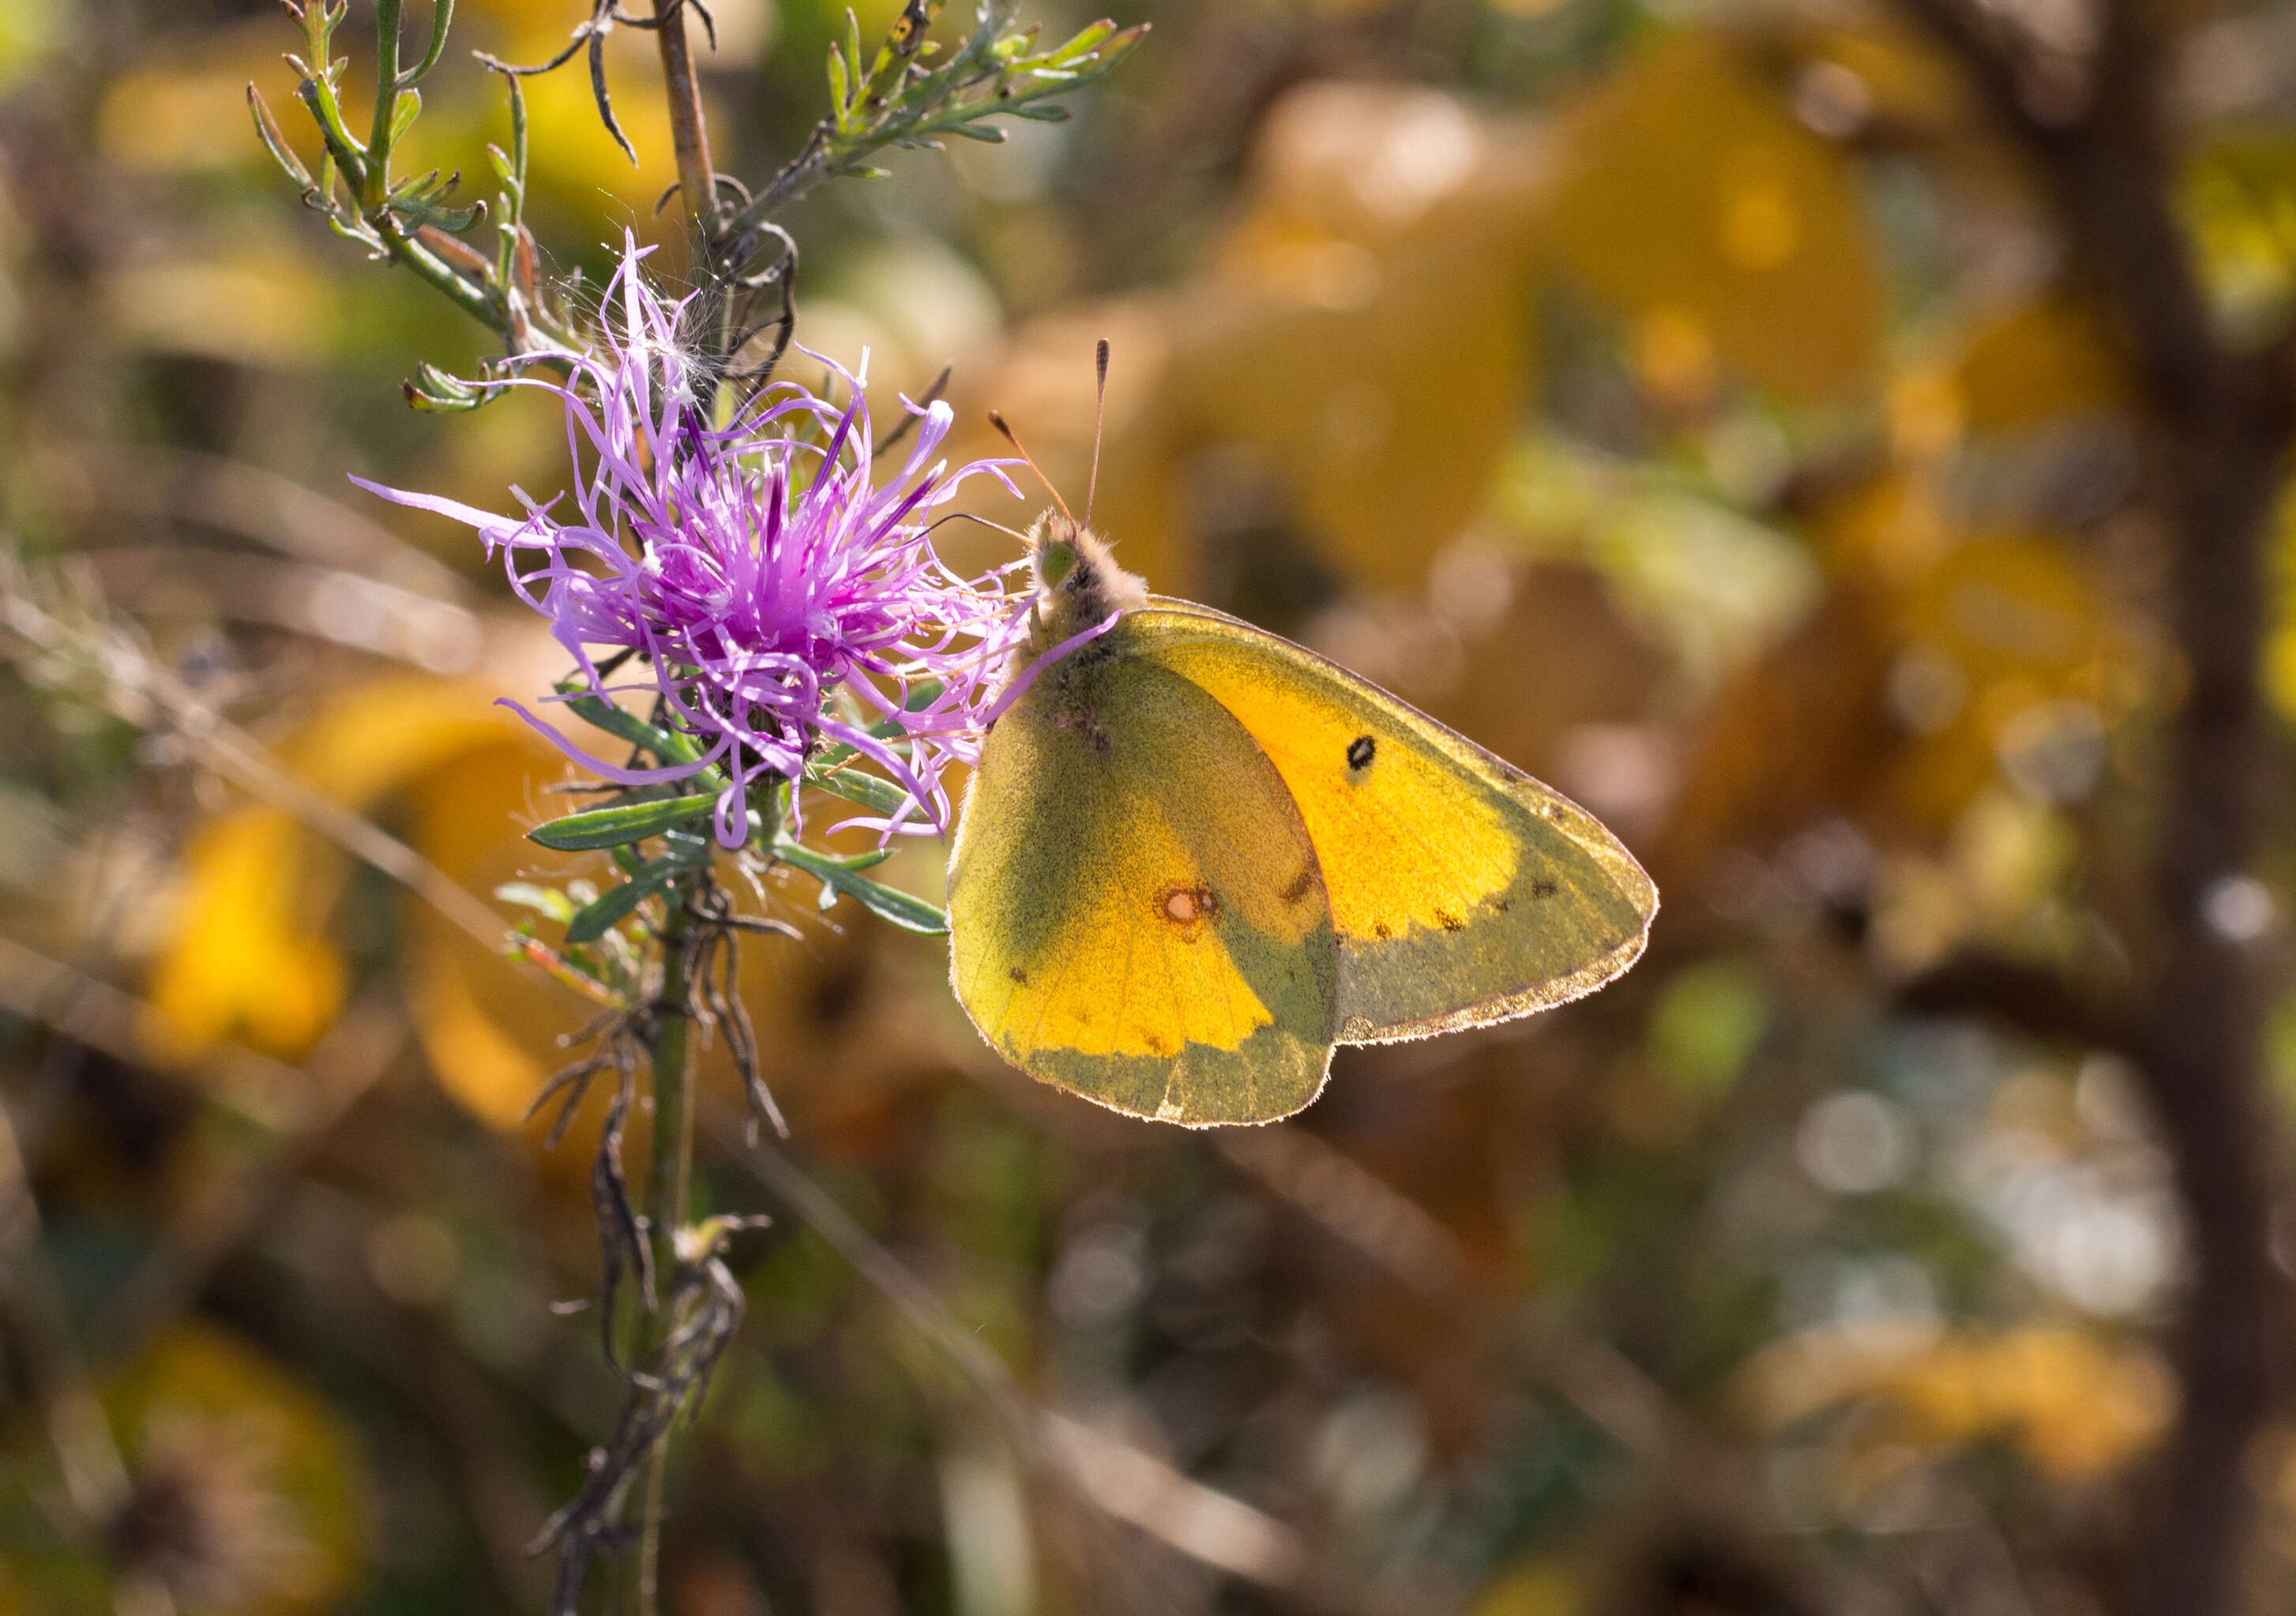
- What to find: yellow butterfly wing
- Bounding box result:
[1127,599,1658,1043]
[947,649,1340,1125]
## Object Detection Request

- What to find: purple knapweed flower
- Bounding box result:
[355,238,1030,847]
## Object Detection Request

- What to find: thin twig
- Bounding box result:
[55,440,472,600]
[649,0,721,242]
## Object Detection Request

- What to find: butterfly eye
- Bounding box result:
[1038,540,1080,588]
[1347,735,1376,772]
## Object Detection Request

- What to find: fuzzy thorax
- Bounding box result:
[1024,513,1148,654]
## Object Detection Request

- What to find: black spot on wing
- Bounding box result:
[1009,968,1029,985]
[1346,734,1376,772]
[1531,879,1558,899]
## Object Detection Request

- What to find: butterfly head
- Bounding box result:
[1028,511,1145,648]
[990,342,1144,652]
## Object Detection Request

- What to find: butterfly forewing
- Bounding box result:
[1129,599,1658,1043]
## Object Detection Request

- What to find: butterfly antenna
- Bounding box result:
[987,410,1073,524]
[925,509,1034,546]
[1084,339,1110,528]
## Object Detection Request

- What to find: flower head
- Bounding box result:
[358,238,1028,847]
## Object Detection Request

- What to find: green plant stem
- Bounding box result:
[296,6,366,190]
[637,889,696,1616]
[365,0,404,209]
[381,224,501,329]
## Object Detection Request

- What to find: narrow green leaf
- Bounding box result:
[396,194,484,234]
[324,209,384,249]
[794,840,893,874]
[826,39,850,113]
[386,164,442,199]
[495,881,579,923]
[566,868,674,944]
[247,85,316,188]
[528,792,720,851]
[503,71,528,221]
[400,0,455,85]
[402,360,498,412]
[558,692,708,769]
[804,756,912,817]
[389,86,423,148]
[1053,19,1117,56]
[772,838,947,934]
[296,76,367,190]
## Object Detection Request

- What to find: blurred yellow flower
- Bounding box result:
[145,677,540,1065]
[146,810,347,1061]
[1472,1558,1585,1616]
[1547,32,1881,402]
[1738,1324,2174,1483]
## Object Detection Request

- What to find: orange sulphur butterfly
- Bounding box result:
[946,363,1655,1126]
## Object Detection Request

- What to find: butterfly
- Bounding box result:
[946,348,1657,1126]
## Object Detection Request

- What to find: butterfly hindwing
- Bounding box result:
[1126,599,1658,1043]
[946,647,1340,1125]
